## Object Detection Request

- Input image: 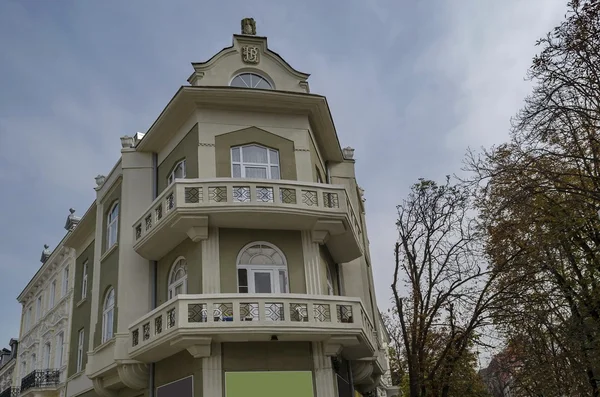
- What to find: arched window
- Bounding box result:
[167,159,186,185]
[102,288,115,343]
[231,144,280,179]
[168,258,188,299]
[230,73,272,89]
[106,202,119,249]
[236,242,288,293]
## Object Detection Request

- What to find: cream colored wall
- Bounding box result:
[189,35,308,93]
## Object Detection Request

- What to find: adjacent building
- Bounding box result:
[12,211,80,397]
[0,339,19,397]
[10,18,398,397]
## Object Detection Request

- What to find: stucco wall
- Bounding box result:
[157,124,199,194]
[214,127,297,180]
[68,240,94,377]
[222,342,312,371]
[94,246,119,348]
[154,351,202,394]
[218,228,306,294]
[156,239,203,307]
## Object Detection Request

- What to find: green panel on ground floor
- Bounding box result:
[225,371,314,397]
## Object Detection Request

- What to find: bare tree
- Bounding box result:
[391,178,498,397]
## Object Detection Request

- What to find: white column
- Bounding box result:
[202,227,220,293]
[313,342,337,397]
[202,228,222,396]
[202,343,223,397]
[301,231,322,295]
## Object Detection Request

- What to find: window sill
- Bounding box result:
[100,243,119,263]
[93,337,115,354]
[76,298,87,308]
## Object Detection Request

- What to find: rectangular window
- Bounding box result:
[50,280,56,307]
[26,306,32,331]
[81,261,88,300]
[62,267,69,297]
[43,342,51,369]
[36,296,42,321]
[30,354,36,370]
[231,145,280,180]
[55,332,64,368]
[76,329,84,372]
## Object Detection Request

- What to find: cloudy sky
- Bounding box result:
[0,0,567,351]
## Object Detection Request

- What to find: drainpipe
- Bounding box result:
[148,152,158,397]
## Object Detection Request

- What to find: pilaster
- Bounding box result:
[89,202,104,352]
[312,342,337,397]
[202,343,223,397]
[202,227,221,293]
[301,231,322,295]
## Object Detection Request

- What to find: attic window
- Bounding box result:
[230,73,272,89]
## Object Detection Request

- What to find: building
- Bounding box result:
[59,18,397,397]
[0,339,19,397]
[13,211,79,397]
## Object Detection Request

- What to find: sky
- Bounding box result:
[0,0,568,351]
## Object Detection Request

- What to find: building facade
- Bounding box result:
[0,339,19,397]
[12,210,80,397]
[58,18,397,397]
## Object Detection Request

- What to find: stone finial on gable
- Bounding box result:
[40,244,51,264]
[343,147,355,160]
[120,135,134,149]
[65,208,81,231]
[95,175,106,189]
[241,17,256,35]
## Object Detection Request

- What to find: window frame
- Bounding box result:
[102,288,115,343]
[230,144,280,180]
[36,296,42,321]
[236,242,288,294]
[49,279,56,308]
[55,332,64,369]
[230,72,273,89]
[168,257,188,300]
[76,329,85,372]
[167,159,186,186]
[43,342,51,369]
[106,201,119,250]
[81,261,88,300]
[30,353,36,371]
[62,266,69,297]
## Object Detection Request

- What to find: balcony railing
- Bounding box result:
[133,178,362,242]
[20,370,60,393]
[129,294,378,361]
[0,387,19,397]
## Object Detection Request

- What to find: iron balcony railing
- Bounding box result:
[20,369,60,393]
[0,387,19,397]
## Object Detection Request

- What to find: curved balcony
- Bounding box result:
[132,179,363,262]
[128,294,378,363]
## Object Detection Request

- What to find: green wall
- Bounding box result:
[218,229,306,294]
[94,244,119,348]
[222,342,313,371]
[154,351,202,393]
[68,240,94,377]
[214,127,297,180]
[309,135,326,183]
[156,239,202,307]
[225,371,314,397]
[101,184,121,256]
[157,124,199,194]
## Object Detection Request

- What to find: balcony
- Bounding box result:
[132,179,363,263]
[128,294,378,363]
[20,370,60,396]
[0,388,19,397]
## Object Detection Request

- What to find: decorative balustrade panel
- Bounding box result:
[20,370,60,392]
[129,295,375,352]
[0,387,19,397]
[133,179,361,243]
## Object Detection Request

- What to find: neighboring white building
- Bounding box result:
[0,339,19,397]
[14,210,80,397]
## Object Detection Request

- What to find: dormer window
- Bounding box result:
[167,160,186,185]
[230,73,272,89]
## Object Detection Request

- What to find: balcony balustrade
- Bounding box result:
[0,387,19,397]
[132,179,363,262]
[20,370,60,394]
[129,293,378,363]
